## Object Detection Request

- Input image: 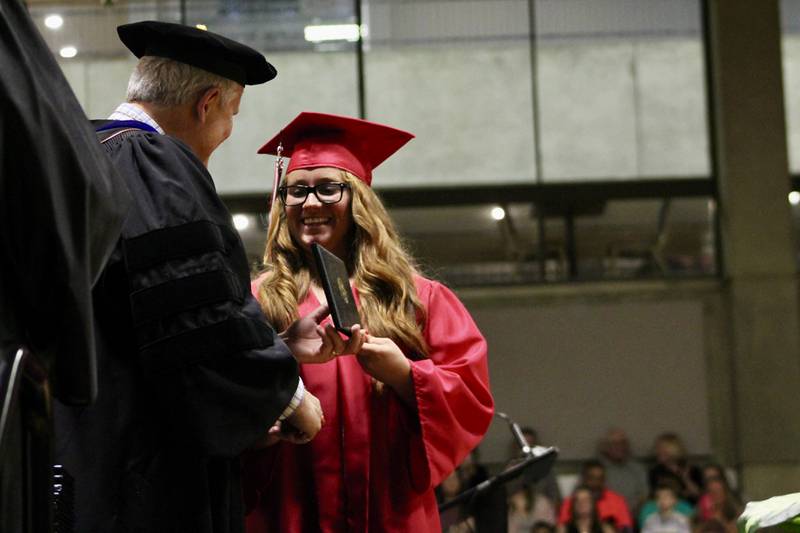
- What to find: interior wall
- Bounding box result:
[456,282,718,465]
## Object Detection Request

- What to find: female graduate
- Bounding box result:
[243,112,494,532]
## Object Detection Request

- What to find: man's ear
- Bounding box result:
[195,86,221,123]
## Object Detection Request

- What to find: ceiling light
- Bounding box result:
[491,206,506,221]
[59,46,77,59]
[304,24,361,43]
[790,191,800,206]
[233,214,250,231]
[44,14,63,30]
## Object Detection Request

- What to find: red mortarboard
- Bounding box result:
[257,112,414,186]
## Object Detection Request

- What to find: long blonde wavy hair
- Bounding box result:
[256,170,428,358]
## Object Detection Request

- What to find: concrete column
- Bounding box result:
[707,0,800,498]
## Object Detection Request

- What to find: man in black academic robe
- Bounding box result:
[54,21,331,533]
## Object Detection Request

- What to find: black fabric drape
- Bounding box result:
[0,0,130,402]
[0,1,130,532]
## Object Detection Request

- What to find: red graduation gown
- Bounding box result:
[243,275,494,532]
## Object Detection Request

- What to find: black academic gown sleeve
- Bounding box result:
[54,129,298,533]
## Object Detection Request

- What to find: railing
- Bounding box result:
[0,347,55,533]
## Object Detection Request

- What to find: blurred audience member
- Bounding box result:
[694,519,728,533]
[559,460,633,531]
[648,433,703,504]
[638,477,694,526]
[437,469,475,533]
[508,484,557,532]
[518,427,562,508]
[641,484,691,533]
[696,464,741,533]
[598,428,649,516]
[534,521,557,533]
[557,486,616,533]
[462,447,490,491]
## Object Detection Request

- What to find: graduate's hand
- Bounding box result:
[281,305,366,364]
[356,335,415,405]
[283,390,324,443]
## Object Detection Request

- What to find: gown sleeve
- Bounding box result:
[406,278,494,492]
[100,132,299,458]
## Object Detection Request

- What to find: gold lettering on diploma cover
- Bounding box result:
[337,278,350,304]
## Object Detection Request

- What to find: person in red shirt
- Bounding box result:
[243,112,494,532]
[559,460,634,531]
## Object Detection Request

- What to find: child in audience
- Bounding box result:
[641,484,691,533]
[638,478,694,526]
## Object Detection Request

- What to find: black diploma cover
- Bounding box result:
[311,243,360,335]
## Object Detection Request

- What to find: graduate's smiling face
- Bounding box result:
[283,167,353,261]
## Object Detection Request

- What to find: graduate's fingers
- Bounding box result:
[363,334,391,345]
[342,325,366,354]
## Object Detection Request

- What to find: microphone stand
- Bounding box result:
[496,411,533,456]
[438,446,558,512]
[438,412,559,532]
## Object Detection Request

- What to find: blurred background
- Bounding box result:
[22,0,800,525]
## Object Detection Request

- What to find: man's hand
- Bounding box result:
[250,390,326,448]
[281,305,366,364]
[281,390,324,444]
[249,422,283,450]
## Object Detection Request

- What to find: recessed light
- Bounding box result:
[59,46,77,59]
[233,214,250,231]
[44,14,63,30]
[304,24,361,43]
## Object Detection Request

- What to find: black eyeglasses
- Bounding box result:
[278,182,350,206]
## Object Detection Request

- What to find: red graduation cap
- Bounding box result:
[257,112,414,186]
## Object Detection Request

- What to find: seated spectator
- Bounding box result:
[437,469,475,533]
[598,428,649,517]
[696,464,741,533]
[694,518,728,533]
[462,447,490,491]
[557,486,616,533]
[508,484,557,532]
[558,460,633,531]
[534,521,557,533]
[648,433,703,504]
[518,427,562,508]
[641,484,691,533]
[638,477,694,526]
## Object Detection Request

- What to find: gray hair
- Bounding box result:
[126,56,240,106]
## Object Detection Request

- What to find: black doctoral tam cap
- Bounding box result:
[117,20,276,85]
